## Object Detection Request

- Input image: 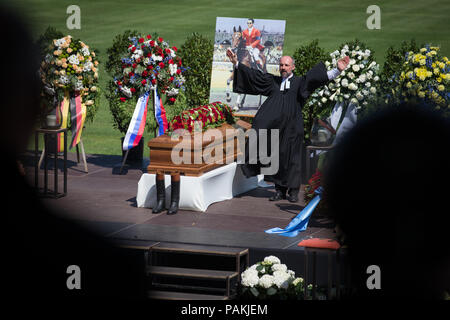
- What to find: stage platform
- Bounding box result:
[20,151,342,284]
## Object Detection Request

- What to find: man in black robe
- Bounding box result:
[227,49,349,202]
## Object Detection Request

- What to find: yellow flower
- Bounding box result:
[420,48,427,53]
[438,85,445,91]
[419,59,426,66]
[434,68,440,75]
[418,91,425,98]
[427,71,432,77]
[437,77,442,83]
[443,56,448,62]
[406,82,412,88]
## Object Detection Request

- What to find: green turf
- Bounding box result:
[10,0,450,155]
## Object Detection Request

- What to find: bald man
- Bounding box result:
[227,49,349,202]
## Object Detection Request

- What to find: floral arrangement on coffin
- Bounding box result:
[167,101,235,134]
[306,40,380,114]
[239,255,323,300]
[396,45,450,113]
[114,34,186,104]
[39,31,100,121]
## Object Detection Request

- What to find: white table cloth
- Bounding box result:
[136,162,266,212]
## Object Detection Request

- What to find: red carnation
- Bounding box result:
[128,72,135,77]
[132,63,137,69]
[169,76,174,82]
[120,97,126,102]
[169,97,176,103]
[130,88,136,93]
[117,81,122,86]
[165,48,171,54]
[178,59,182,66]
[131,47,136,52]
[150,40,155,47]
[168,59,174,65]
[159,62,165,68]
[139,37,144,43]
[158,37,163,43]
[172,46,178,52]
[142,70,148,77]
[176,69,181,75]
[147,65,153,70]
[141,79,147,85]
[146,34,152,39]
[151,79,157,85]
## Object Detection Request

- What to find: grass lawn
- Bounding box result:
[10,0,450,155]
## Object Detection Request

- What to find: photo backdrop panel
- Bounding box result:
[209,17,286,110]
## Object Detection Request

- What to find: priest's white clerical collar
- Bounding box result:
[280,73,293,91]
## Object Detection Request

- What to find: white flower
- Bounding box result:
[365,82,371,88]
[340,71,346,77]
[59,75,70,84]
[358,74,366,83]
[350,98,358,104]
[325,61,331,68]
[120,86,132,98]
[264,256,281,265]
[81,46,90,56]
[272,264,288,272]
[169,63,178,76]
[83,61,93,72]
[370,87,377,94]
[344,94,350,99]
[373,76,380,81]
[348,83,358,91]
[68,54,79,65]
[293,277,304,286]
[241,269,259,287]
[258,275,274,289]
[362,89,369,96]
[273,271,292,289]
[349,59,356,65]
[356,92,364,100]
[341,78,349,87]
[347,72,355,79]
[359,64,364,69]
[152,54,163,62]
[166,88,179,96]
[75,80,84,91]
[352,64,360,72]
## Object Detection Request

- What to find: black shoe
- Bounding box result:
[287,189,299,203]
[269,189,286,201]
[152,179,166,213]
[167,180,180,215]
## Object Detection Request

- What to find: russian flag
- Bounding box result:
[122,91,150,151]
[154,88,168,136]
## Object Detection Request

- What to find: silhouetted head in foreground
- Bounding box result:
[324,102,450,299]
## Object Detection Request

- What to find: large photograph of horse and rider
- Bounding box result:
[209,17,286,113]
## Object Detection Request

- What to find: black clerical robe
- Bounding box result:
[233,62,329,189]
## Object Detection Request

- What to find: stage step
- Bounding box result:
[148,290,229,300]
[148,242,249,300]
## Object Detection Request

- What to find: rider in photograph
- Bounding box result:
[242,18,265,70]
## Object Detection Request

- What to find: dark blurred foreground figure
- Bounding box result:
[324,102,450,299]
[1,6,146,305]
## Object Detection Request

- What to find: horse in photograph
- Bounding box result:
[226,26,267,111]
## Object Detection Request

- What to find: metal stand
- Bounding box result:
[35,128,68,198]
[76,139,88,173]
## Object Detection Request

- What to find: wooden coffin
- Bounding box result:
[147,120,251,176]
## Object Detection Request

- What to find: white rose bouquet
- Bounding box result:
[307,40,380,112]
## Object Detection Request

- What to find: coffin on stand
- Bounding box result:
[147,120,251,176]
[137,120,258,212]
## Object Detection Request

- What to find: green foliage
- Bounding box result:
[292,39,329,143]
[178,33,214,108]
[378,39,423,99]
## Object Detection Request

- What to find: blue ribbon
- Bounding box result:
[265,187,323,237]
